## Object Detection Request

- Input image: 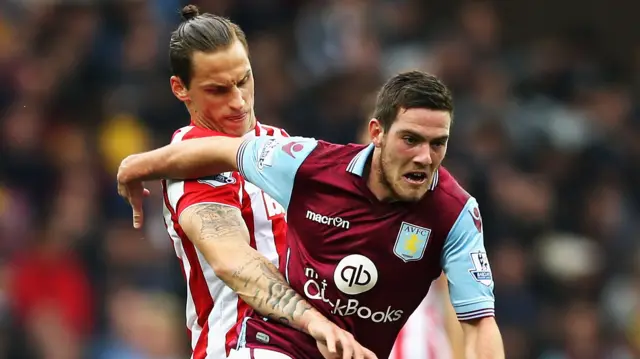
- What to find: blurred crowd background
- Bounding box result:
[1,0,639,358]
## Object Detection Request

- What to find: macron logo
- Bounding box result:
[306,210,350,230]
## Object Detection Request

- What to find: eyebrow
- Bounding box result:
[399,130,449,142]
[202,69,252,88]
[431,135,449,142]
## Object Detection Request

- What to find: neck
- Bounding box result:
[191,115,220,132]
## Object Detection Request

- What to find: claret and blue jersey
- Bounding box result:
[233,136,495,359]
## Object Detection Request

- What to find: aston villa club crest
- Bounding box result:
[393,222,431,262]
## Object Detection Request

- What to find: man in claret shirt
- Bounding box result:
[120,4,373,359]
[357,109,463,359]
[118,71,504,359]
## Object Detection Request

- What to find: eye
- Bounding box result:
[431,140,447,149]
[207,86,228,95]
[237,75,250,87]
[402,136,417,146]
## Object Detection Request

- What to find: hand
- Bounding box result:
[117,155,151,229]
[308,319,377,359]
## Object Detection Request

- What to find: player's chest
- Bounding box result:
[288,193,446,273]
[286,195,446,317]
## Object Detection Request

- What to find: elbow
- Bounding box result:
[209,260,235,281]
[197,242,239,281]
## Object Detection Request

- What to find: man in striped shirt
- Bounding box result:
[120,5,374,359]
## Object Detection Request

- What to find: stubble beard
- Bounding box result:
[378,147,403,202]
[378,145,431,203]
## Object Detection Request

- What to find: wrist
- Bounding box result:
[299,308,327,334]
[133,151,165,181]
[117,155,140,183]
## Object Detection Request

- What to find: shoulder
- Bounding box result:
[427,167,475,224]
[301,140,368,169]
[165,172,244,216]
[433,167,472,207]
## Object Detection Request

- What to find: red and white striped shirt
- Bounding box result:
[389,283,453,359]
[162,122,289,359]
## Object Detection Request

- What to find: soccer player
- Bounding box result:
[358,114,463,359]
[125,5,374,359]
[118,71,504,358]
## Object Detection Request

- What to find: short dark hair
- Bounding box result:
[169,5,248,87]
[373,71,453,131]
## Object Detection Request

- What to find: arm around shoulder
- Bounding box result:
[119,136,245,182]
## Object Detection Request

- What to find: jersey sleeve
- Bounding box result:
[166,172,244,219]
[441,197,495,321]
[236,136,318,210]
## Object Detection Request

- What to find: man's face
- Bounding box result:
[171,40,255,136]
[373,108,451,202]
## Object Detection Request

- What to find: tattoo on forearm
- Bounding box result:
[233,251,313,329]
[189,203,314,330]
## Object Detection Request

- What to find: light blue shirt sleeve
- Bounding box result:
[441,197,495,321]
[236,136,318,210]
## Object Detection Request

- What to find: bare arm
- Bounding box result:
[179,202,326,333]
[436,275,465,359]
[460,316,504,359]
[118,136,244,183]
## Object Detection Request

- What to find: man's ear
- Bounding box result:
[369,118,384,148]
[170,76,190,102]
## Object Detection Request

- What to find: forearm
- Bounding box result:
[181,203,326,334]
[437,275,464,359]
[200,238,324,333]
[118,137,241,182]
[461,317,504,359]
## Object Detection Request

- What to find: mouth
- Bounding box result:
[225,112,248,122]
[402,171,428,185]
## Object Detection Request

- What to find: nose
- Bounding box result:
[413,145,433,166]
[228,86,245,111]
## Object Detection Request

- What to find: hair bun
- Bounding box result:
[180,5,200,21]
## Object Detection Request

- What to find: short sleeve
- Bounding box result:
[441,197,495,321]
[236,136,318,210]
[165,172,244,218]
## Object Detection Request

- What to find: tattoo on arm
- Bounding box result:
[186,203,314,330]
[231,251,313,329]
[189,203,247,241]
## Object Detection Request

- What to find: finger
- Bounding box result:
[337,331,353,359]
[324,329,337,354]
[117,184,128,199]
[363,347,378,359]
[130,198,144,229]
[143,188,151,196]
[351,340,364,359]
[133,210,144,229]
